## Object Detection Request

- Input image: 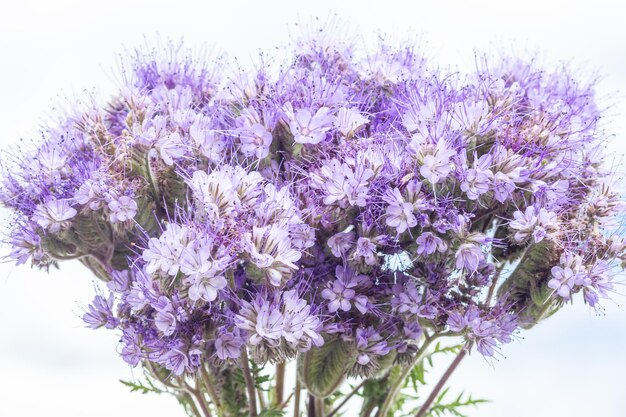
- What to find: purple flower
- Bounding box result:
[281,290,324,350]
[419,140,455,184]
[415,232,447,256]
[455,243,484,272]
[37,146,69,181]
[548,265,577,298]
[244,225,301,287]
[180,239,230,302]
[334,107,368,136]
[314,159,374,208]
[155,304,178,336]
[354,237,378,266]
[322,266,369,314]
[509,206,558,243]
[327,231,355,258]
[238,123,273,159]
[190,116,225,161]
[392,283,438,320]
[236,296,283,347]
[461,154,493,200]
[32,199,77,233]
[447,307,517,357]
[108,195,138,223]
[584,260,614,305]
[142,224,191,276]
[74,179,106,210]
[286,105,334,144]
[8,224,47,266]
[215,328,245,360]
[83,294,118,330]
[355,327,390,366]
[160,347,189,376]
[157,132,187,165]
[546,252,584,299]
[492,172,516,203]
[383,188,417,234]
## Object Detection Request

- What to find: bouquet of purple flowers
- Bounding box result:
[2,23,624,417]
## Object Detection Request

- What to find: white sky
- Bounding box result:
[1,1,625,416]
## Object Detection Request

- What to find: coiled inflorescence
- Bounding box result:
[1,27,624,389]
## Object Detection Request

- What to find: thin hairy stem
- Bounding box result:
[294,373,302,417]
[315,396,326,417]
[275,362,286,406]
[191,389,213,417]
[200,365,222,410]
[180,378,213,417]
[414,346,468,417]
[376,333,437,417]
[327,379,367,417]
[241,349,258,417]
[484,262,506,306]
[145,361,182,390]
[181,392,203,417]
[279,391,294,410]
[258,384,268,411]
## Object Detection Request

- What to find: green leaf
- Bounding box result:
[359,375,393,417]
[119,378,164,395]
[250,360,272,391]
[423,389,489,417]
[258,408,286,417]
[298,336,356,398]
[405,343,463,390]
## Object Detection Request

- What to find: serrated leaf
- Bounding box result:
[424,389,489,417]
[120,378,163,395]
[258,408,286,417]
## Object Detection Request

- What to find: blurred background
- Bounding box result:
[0,1,625,416]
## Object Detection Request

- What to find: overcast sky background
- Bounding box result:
[1,1,625,416]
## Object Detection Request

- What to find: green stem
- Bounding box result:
[376,334,437,417]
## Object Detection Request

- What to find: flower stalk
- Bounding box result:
[414,347,468,417]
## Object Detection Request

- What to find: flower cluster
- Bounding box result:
[2,23,624,416]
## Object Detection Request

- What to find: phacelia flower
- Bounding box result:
[287,106,335,145]
[32,199,77,233]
